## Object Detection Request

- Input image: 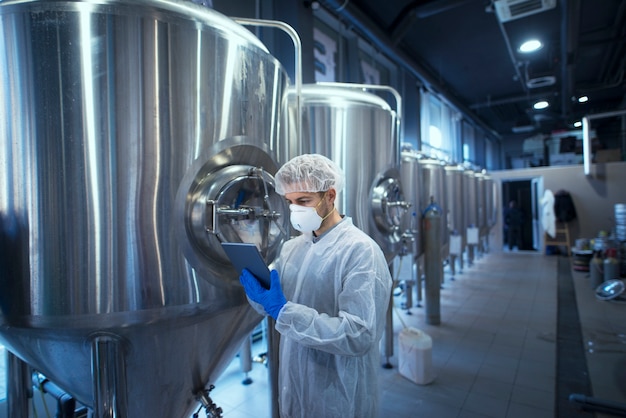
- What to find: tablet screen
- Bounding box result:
[221,242,271,289]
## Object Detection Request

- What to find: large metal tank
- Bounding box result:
[400,150,424,257]
[445,164,465,261]
[484,174,498,230]
[286,83,409,262]
[444,164,466,238]
[475,171,487,235]
[463,168,478,230]
[417,156,448,258]
[0,1,292,417]
[463,167,479,262]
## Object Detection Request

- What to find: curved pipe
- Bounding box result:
[317,0,500,141]
[582,109,626,176]
[233,18,302,146]
[316,82,402,155]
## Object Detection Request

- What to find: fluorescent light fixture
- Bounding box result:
[573,121,582,128]
[578,96,589,103]
[519,39,542,53]
[533,100,549,110]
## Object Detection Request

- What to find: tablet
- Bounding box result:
[221,242,271,289]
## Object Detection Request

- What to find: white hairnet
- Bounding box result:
[275,154,345,195]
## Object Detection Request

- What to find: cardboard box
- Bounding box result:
[595,149,622,163]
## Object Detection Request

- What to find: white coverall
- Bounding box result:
[262,217,392,418]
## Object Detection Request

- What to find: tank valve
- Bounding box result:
[194,385,223,418]
[399,231,415,257]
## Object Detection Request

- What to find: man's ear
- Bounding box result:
[326,188,337,203]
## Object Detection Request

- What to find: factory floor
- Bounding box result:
[210,248,626,418]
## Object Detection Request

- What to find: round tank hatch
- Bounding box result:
[371,169,411,246]
[175,138,289,287]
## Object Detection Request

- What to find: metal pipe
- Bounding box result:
[494,16,527,97]
[239,335,253,385]
[7,351,30,418]
[582,109,626,176]
[267,318,281,418]
[582,116,591,176]
[90,334,128,418]
[560,0,580,122]
[233,18,302,146]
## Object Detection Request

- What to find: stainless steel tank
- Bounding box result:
[444,164,466,237]
[463,168,478,230]
[445,164,465,265]
[462,167,479,263]
[485,174,498,230]
[417,156,448,257]
[0,1,292,417]
[286,83,409,262]
[400,150,424,257]
[475,171,487,235]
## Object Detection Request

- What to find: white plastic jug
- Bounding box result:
[398,327,435,385]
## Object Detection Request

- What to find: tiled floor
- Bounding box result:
[210,249,563,418]
[3,249,625,417]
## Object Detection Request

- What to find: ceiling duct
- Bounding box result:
[494,0,557,22]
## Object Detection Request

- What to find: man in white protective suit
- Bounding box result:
[239,153,392,418]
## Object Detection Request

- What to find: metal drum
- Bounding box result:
[0,1,291,417]
[445,164,465,257]
[445,164,466,238]
[463,168,478,230]
[400,151,424,257]
[417,156,448,258]
[286,83,409,262]
[485,174,498,230]
[475,171,487,237]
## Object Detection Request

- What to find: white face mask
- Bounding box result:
[289,204,323,232]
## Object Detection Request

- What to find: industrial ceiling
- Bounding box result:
[316,0,626,143]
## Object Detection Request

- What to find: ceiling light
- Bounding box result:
[526,76,556,89]
[533,100,549,110]
[519,39,542,53]
[578,96,589,103]
[574,121,582,128]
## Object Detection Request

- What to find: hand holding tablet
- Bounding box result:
[221,242,272,289]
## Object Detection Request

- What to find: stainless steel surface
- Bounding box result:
[0,1,290,416]
[463,168,478,229]
[445,164,465,273]
[400,151,423,257]
[444,164,465,239]
[416,156,448,256]
[423,203,442,325]
[7,352,30,418]
[475,171,487,234]
[286,83,407,262]
[484,174,497,229]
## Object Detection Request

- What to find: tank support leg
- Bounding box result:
[239,335,253,385]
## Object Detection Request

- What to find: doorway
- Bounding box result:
[501,178,543,251]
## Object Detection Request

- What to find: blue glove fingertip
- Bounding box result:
[270,269,281,289]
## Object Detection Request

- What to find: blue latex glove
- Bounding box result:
[239,268,287,320]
